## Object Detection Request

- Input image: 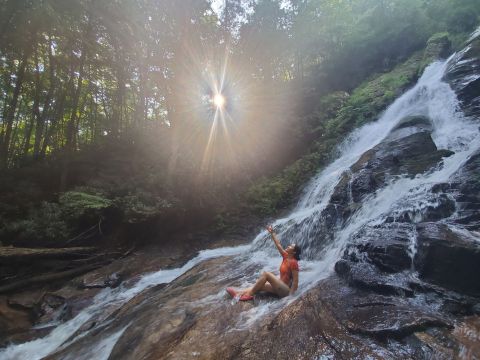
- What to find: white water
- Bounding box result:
[2,46,480,359]
[468,25,480,43]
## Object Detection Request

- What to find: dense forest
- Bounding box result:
[1,0,479,247]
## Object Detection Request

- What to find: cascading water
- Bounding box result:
[1,37,480,359]
[0,245,250,359]
[252,58,479,261]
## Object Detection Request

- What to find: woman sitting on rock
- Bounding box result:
[227,225,301,301]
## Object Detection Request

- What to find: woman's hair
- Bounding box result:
[293,245,301,261]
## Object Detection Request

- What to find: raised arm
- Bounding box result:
[266,225,286,256]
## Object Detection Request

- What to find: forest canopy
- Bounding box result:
[0,0,479,188]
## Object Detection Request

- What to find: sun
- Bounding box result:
[213,93,226,108]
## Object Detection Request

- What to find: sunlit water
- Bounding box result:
[2,41,480,359]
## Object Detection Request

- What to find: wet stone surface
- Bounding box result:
[444,34,480,118]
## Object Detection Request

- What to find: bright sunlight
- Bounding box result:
[213,93,226,108]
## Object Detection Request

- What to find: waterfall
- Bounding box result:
[2,43,480,359]
[251,59,478,260]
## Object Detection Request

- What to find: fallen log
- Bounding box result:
[0,246,97,264]
[0,262,109,294]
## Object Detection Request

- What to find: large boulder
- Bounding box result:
[335,260,414,296]
[414,222,480,297]
[444,32,480,118]
[342,223,415,273]
[331,121,453,206]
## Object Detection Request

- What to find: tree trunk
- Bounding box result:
[40,71,73,159]
[0,59,14,137]
[73,81,91,149]
[8,97,26,165]
[23,45,41,157]
[0,51,29,167]
[111,43,125,138]
[135,58,148,126]
[33,37,56,159]
[60,18,91,192]
[0,262,106,294]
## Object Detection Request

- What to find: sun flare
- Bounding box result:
[213,93,226,108]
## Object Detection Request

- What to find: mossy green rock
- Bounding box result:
[424,32,452,60]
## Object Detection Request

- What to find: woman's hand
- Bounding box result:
[267,225,286,255]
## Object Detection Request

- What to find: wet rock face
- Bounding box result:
[414,222,480,297]
[336,221,480,303]
[344,223,415,273]
[289,277,455,357]
[81,271,122,289]
[335,260,415,296]
[451,150,480,230]
[444,35,480,118]
[44,257,464,360]
[331,117,453,210]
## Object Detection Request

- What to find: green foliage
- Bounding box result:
[2,0,480,240]
[421,32,452,71]
[59,191,112,223]
[0,201,69,246]
[244,152,322,215]
[114,190,172,224]
[344,52,424,128]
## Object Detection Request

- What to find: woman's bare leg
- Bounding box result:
[242,272,268,296]
[243,272,290,297]
[264,272,290,297]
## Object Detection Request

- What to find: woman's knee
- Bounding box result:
[262,271,274,280]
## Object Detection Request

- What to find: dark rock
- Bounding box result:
[7,290,44,310]
[347,305,451,339]
[335,260,414,296]
[388,115,433,140]
[345,223,415,273]
[0,297,32,343]
[449,150,480,229]
[36,293,70,325]
[414,222,480,297]
[331,130,453,206]
[444,36,480,118]
[422,194,456,221]
[81,271,123,289]
[298,277,454,352]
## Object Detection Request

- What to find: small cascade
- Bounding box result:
[407,226,419,270]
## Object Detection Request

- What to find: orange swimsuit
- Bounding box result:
[279,251,299,287]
